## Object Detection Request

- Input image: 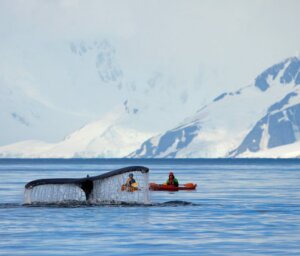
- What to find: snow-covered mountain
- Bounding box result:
[130,56,300,158]
[0,38,207,146]
[2,53,300,158]
[0,112,153,158]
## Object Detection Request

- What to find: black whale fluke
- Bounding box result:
[80,179,93,200]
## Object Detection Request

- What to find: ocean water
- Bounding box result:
[0,159,300,255]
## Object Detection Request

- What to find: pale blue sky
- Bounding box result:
[1,0,299,87]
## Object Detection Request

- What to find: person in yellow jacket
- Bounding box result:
[125,173,136,187]
[122,173,138,192]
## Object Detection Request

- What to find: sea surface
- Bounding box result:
[0,158,300,255]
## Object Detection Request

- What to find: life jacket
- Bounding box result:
[166,177,179,186]
[126,177,136,186]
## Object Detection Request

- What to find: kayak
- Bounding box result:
[149,183,197,191]
[121,182,139,192]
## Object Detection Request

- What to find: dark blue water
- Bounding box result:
[1,159,300,255]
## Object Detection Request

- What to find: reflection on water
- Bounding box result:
[0,159,300,255]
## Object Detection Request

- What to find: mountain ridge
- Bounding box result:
[1,56,300,158]
[130,56,300,158]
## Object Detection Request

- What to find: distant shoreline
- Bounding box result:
[0,158,300,165]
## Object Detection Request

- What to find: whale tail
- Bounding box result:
[24,166,150,204]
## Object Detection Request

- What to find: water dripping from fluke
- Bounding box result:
[24,166,150,205]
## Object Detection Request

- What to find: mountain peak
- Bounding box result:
[255,56,300,92]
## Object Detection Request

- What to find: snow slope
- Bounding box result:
[0,112,153,158]
[239,140,300,158]
[130,56,300,158]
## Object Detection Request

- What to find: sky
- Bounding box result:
[1,0,299,85]
[1,0,300,143]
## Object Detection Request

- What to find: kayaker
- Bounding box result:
[125,173,136,187]
[166,172,179,187]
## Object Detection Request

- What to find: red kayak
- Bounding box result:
[149,183,197,191]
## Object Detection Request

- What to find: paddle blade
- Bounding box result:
[184,183,196,188]
[131,182,138,188]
